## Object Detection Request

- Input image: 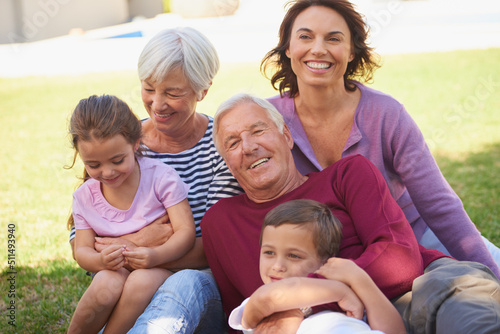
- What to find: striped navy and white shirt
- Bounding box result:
[69,116,242,240]
[140,116,242,236]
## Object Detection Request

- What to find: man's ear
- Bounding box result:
[283,124,294,149]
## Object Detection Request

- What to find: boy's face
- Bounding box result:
[259,223,324,284]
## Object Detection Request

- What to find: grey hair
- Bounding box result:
[213,93,285,151]
[138,27,219,99]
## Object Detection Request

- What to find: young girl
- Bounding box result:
[66,94,196,334]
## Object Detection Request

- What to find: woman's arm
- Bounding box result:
[242,277,363,329]
[157,237,208,270]
[391,108,499,275]
[123,199,196,269]
[316,258,406,334]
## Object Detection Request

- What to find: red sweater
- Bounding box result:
[202,155,447,325]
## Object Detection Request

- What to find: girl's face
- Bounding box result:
[141,67,202,136]
[259,223,323,284]
[286,6,354,89]
[78,134,139,190]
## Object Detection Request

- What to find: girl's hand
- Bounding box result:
[100,244,126,270]
[122,247,155,270]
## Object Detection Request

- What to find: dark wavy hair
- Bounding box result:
[261,0,380,96]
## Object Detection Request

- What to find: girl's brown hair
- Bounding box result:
[66,95,142,229]
[261,0,381,96]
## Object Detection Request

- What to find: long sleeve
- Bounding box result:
[335,156,426,299]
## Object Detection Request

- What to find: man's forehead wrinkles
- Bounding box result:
[222,120,268,138]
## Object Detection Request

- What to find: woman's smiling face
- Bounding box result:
[286,5,354,89]
[141,66,200,135]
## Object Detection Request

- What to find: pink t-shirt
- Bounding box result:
[73,156,189,237]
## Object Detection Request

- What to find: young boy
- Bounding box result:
[229,199,405,334]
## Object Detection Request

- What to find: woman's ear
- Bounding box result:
[198,83,212,101]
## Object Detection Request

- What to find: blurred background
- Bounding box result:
[1,0,500,77]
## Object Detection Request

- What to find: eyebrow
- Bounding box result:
[83,153,125,164]
[223,121,268,146]
[296,27,345,36]
[143,80,185,92]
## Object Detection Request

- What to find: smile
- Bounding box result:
[305,61,332,69]
[250,158,270,169]
[154,110,174,118]
[102,175,120,183]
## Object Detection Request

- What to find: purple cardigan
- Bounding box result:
[268,82,500,277]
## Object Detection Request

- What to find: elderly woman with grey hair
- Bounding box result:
[69,27,241,333]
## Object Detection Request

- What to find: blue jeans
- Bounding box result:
[128,269,227,334]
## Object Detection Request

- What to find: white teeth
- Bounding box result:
[306,62,331,69]
[250,158,269,169]
[154,111,174,118]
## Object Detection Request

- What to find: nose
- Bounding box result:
[272,258,286,273]
[311,39,327,56]
[241,134,258,154]
[151,93,167,111]
[101,165,115,178]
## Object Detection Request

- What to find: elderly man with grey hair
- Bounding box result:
[202,93,500,334]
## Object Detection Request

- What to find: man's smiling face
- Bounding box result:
[216,102,295,201]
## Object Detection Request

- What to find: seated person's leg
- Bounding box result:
[104,268,172,333]
[68,269,129,334]
[128,269,226,334]
[409,257,500,333]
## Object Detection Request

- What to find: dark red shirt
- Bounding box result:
[202,155,447,326]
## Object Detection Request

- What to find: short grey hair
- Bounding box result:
[213,93,285,151]
[138,27,219,98]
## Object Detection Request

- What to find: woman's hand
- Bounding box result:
[100,244,126,270]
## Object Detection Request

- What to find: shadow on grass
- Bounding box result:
[434,142,500,246]
[0,259,90,334]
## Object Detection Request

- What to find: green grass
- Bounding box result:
[0,48,499,333]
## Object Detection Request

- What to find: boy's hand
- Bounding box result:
[100,244,126,270]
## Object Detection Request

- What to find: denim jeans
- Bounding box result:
[128,269,227,334]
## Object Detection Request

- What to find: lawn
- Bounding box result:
[1,47,499,333]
